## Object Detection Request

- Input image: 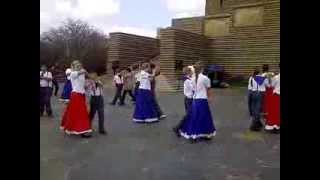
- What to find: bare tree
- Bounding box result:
[40,19,107,73]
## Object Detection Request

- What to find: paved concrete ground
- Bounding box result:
[40,86,280,180]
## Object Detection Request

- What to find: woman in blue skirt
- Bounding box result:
[60,66,73,103]
[179,62,216,142]
[133,63,159,123]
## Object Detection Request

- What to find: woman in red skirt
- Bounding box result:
[261,64,274,121]
[60,61,92,138]
[265,65,280,133]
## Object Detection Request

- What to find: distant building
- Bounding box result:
[106,0,280,91]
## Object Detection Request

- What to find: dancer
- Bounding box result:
[87,72,107,135]
[173,66,194,136]
[119,67,135,105]
[60,65,73,103]
[40,65,53,117]
[150,63,166,119]
[248,68,269,131]
[133,63,159,123]
[110,69,123,105]
[179,62,216,142]
[60,61,92,138]
[50,64,59,97]
[265,63,280,133]
[134,65,141,97]
[261,64,274,119]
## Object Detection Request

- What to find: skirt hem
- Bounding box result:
[179,130,216,139]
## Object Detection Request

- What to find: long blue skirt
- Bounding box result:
[180,99,216,139]
[61,80,72,100]
[133,89,159,123]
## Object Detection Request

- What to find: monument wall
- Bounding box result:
[205,0,280,79]
[158,28,211,91]
[107,33,159,74]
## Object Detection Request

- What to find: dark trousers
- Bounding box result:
[249,91,263,130]
[52,79,59,96]
[111,84,123,104]
[152,91,164,117]
[248,90,253,117]
[174,97,192,130]
[89,96,105,132]
[120,89,135,104]
[40,87,52,116]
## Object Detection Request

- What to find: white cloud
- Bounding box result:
[107,25,157,38]
[40,0,120,33]
[165,0,205,18]
[56,0,120,19]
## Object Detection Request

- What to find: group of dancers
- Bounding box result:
[248,64,280,133]
[41,60,280,141]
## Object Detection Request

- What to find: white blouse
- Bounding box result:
[70,71,86,94]
[193,73,211,99]
[184,77,195,99]
[139,70,151,90]
[65,68,72,80]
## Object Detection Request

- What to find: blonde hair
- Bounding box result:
[141,63,150,70]
[183,66,192,75]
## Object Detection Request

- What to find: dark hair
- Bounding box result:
[126,67,132,72]
[262,64,269,72]
[194,61,203,85]
[150,63,156,69]
[253,68,260,76]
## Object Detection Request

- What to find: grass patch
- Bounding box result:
[233,130,264,142]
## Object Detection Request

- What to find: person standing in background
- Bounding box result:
[50,64,59,97]
[120,67,135,105]
[40,65,53,117]
[110,69,124,105]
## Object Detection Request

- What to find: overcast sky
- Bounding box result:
[40,0,205,37]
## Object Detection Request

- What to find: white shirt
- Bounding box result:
[272,74,280,95]
[139,70,151,90]
[70,71,86,94]
[248,76,269,92]
[113,74,123,84]
[40,71,52,87]
[193,73,211,99]
[87,80,103,96]
[184,77,194,98]
[135,71,141,82]
[65,68,72,80]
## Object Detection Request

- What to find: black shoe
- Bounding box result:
[109,102,116,105]
[272,129,280,134]
[99,130,107,135]
[81,133,92,138]
[172,128,181,137]
[189,138,197,144]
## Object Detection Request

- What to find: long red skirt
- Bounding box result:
[265,94,280,130]
[263,87,274,117]
[60,92,92,135]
